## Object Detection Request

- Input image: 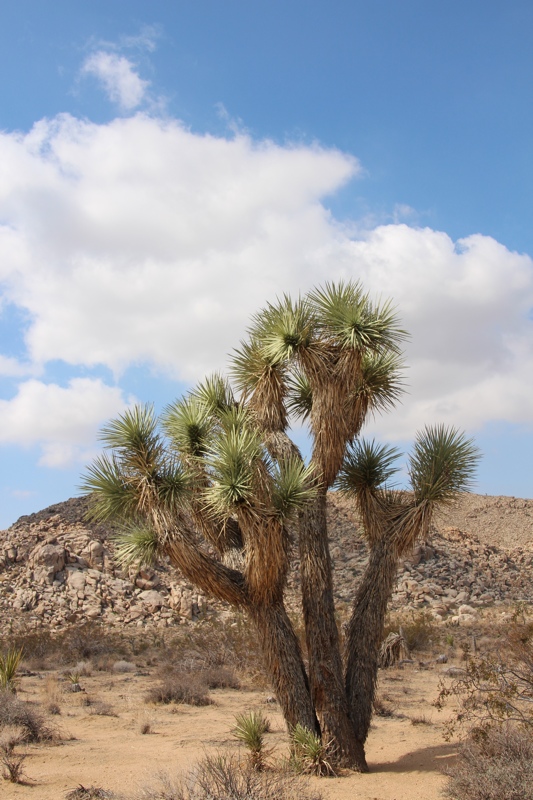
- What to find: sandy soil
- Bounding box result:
[3,663,459,800]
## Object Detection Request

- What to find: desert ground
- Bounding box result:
[4,656,460,800]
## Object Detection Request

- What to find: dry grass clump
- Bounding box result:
[87,700,117,717]
[66,786,116,799]
[43,674,63,715]
[410,714,432,726]
[112,660,136,674]
[443,725,533,800]
[373,694,396,718]
[0,689,56,742]
[145,670,212,707]
[201,666,240,690]
[134,753,322,800]
[0,726,27,783]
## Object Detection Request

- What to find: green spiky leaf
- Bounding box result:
[81,453,140,521]
[309,281,407,354]
[99,405,164,478]
[272,458,317,517]
[356,351,406,414]
[161,396,213,457]
[408,425,480,504]
[114,525,160,568]
[286,371,313,421]
[337,439,402,494]
[203,425,265,514]
[191,373,234,415]
[248,296,315,365]
[230,338,278,396]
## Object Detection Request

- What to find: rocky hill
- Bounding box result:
[1,493,532,635]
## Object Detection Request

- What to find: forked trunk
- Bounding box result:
[249,601,318,733]
[345,538,399,744]
[299,491,368,771]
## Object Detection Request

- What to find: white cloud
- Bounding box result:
[0,355,37,378]
[0,379,132,466]
[81,52,149,110]
[0,111,531,454]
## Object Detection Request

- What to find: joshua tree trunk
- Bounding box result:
[344,538,399,744]
[249,601,318,733]
[299,491,369,771]
[165,529,317,736]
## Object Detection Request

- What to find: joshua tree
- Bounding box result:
[82,280,479,772]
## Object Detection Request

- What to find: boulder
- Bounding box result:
[30,542,65,584]
[139,590,166,611]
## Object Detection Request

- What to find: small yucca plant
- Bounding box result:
[290,724,335,777]
[0,648,23,693]
[233,710,271,770]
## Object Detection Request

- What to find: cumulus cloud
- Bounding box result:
[81,52,149,110]
[0,111,531,458]
[0,379,132,466]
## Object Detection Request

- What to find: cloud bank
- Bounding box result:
[0,112,531,462]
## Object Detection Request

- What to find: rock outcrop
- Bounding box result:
[1,493,532,634]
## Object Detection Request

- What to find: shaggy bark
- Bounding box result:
[250,601,318,733]
[344,538,399,744]
[165,523,316,736]
[299,491,369,771]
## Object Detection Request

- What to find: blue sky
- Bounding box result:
[0,1,531,527]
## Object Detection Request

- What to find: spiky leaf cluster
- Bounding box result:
[114,525,160,568]
[408,424,480,504]
[308,281,407,355]
[81,405,190,525]
[337,440,401,494]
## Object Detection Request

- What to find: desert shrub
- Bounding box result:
[373,694,396,717]
[88,700,117,717]
[443,725,533,800]
[112,660,136,674]
[145,671,212,706]
[289,724,335,777]
[5,624,131,669]
[134,753,322,800]
[0,726,27,783]
[384,610,438,653]
[436,622,533,738]
[0,689,56,742]
[66,786,116,799]
[201,666,240,690]
[3,630,56,670]
[163,616,265,684]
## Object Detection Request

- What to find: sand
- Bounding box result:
[2,663,458,799]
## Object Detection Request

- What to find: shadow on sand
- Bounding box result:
[369,741,458,773]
